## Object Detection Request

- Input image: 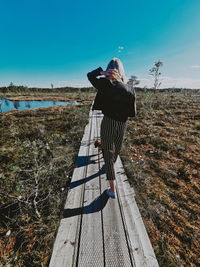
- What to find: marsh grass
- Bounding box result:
[1,88,200,266]
[0,86,96,106]
[0,104,90,266]
[121,90,200,266]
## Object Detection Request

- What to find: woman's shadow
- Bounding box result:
[63,190,109,218]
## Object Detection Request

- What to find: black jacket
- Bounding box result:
[87,67,136,122]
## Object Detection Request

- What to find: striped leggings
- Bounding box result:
[100,116,127,180]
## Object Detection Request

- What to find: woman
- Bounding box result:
[87,58,136,198]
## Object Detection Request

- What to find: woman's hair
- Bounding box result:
[106,57,125,82]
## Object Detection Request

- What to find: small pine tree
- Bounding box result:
[127,75,140,89]
[9,82,14,87]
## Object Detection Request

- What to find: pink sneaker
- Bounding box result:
[106,189,115,199]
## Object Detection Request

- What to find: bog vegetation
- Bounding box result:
[121,89,200,266]
[0,86,199,266]
[0,98,90,266]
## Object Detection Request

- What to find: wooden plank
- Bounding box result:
[77,110,104,266]
[115,157,159,267]
[49,113,92,267]
[96,112,134,267]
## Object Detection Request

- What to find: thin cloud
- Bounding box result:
[118,46,124,53]
[190,65,200,69]
[139,76,200,89]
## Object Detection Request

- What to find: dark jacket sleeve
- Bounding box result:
[87,67,104,90]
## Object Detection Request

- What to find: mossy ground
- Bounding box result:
[121,90,200,267]
[0,89,199,266]
[0,87,96,106]
[0,102,90,266]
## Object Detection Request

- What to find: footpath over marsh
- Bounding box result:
[0,88,199,266]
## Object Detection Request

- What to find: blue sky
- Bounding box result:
[0,0,200,88]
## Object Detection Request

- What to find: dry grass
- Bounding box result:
[0,86,96,106]
[1,88,199,266]
[0,104,90,266]
[121,90,200,266]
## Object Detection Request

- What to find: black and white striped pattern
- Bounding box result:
[100,116,127,180]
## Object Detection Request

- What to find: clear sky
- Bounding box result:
[0,0,200,88]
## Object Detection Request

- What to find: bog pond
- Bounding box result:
[0,98,80,112]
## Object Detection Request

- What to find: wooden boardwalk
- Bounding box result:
[49,109,159,267]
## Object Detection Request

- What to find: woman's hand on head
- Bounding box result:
[106,69,118,75]
[101,69,118,76]
[100,71,107,75]
[108,69,118,73]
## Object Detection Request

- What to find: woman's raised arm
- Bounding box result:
[87,67,105,90]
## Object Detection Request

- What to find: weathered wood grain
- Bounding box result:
[77,110,104,266]
[49,112,92,267]
[115,157,159,267]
